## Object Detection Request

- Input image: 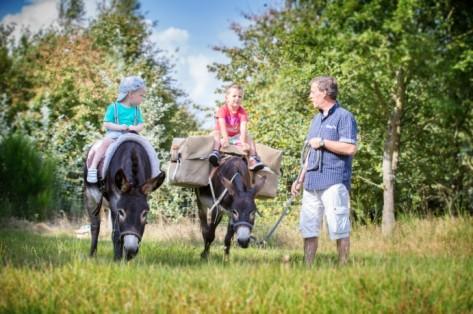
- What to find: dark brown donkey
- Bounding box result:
[84,139,165,261]
[196,156,265,259]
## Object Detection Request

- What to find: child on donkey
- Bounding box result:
[208,84,265,171]
[86,76,146,183]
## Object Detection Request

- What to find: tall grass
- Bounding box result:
[1,216,472,313]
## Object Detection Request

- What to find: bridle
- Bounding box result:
[113,212,143,242]
[231,220,254,231]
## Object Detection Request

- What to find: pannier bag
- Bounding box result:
[254,143,282,198]
[168,136,283,198]
[168,136,214,187]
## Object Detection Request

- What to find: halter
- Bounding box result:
[120,230,142,242]
[231,220,254,231]
[113,211,143,242]
[208,171,239,225]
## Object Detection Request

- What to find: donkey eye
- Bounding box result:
[141,210,149,224]
[232,209,239,219]
[118,208,126,222]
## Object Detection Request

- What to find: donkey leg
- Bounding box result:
[202,207,224,260]
[110,210,123,261]
[85,186,102,257]
[196,190,217,259]
[197,199,211,259]
[223,222,235,258]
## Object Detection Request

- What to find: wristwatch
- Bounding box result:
[319,138,325,148]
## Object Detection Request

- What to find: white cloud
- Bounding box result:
[1,0,99,41]
[1,0,58,37]
[152,27,189,55]
[187,54,212,101]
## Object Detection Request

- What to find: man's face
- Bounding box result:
[309,83,325,108]
[225,87,244,110]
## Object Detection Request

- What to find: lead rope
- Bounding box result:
[208,172,239,225]
[257,141,311,246]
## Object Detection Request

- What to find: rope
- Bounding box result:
[208,172,239,225]
[256,141,311,246]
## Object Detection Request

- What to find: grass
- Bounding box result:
[0,216,472,313]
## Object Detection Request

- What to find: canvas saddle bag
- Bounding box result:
[168,136,283,198]
[253,143,282,199]
[168,135,214,187]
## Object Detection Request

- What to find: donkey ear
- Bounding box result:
[141,171,166,195]
[115,169,131,193]
[222,177,237,197]
[251,175,267,196]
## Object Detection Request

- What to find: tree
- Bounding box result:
[59,0,85,29]
[211,0,473,230]
[0,0,199,218]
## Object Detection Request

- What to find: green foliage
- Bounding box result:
[0,0,199,219]
[0,217,472,312]
[211,0,473,220]
[0,134,59,219]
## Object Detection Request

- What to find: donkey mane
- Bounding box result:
[131,149,139,187]
[217,156,251,192]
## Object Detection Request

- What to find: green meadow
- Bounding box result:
[1,217,472,313]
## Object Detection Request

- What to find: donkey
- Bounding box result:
[84,137,165,260]
[196,156,266,259]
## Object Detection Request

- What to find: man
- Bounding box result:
[291,76,357,266]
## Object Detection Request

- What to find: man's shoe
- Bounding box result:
[249,156,265,172]
[208,150,221,167]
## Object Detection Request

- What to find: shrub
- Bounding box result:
[0,133,58,219]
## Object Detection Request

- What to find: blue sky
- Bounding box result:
[0,0,282,126]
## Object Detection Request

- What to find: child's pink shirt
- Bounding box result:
[214,104,248,137]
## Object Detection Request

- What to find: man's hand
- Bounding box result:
[291,180,303,197]
[120,124,128,131]
[128,125,136,132]
[309,137,323,149]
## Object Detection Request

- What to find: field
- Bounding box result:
[1,216,472,313]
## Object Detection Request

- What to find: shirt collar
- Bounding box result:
[318,101,339,118]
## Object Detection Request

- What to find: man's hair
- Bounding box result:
[226,84,244,94]
[310,76,338,100]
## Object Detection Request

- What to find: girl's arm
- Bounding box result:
[240,121,248,144]
[218,117,229,146]
[129,123,144,133]
[104,122,127,131]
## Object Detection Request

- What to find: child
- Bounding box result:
[208,84,265,171]
[86,76,146,183]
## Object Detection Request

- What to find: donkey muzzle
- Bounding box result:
[123,234,140,259]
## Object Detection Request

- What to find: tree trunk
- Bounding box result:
[382,69,405,236]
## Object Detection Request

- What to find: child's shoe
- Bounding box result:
[87,168,98,183]
[249,156,265,172]
[208,150,221,167]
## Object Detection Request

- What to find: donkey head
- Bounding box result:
[222,175,266,248]
[114,169,165,260]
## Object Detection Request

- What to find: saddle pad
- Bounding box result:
[87,134,160,180]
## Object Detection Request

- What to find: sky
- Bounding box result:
[0,0,283,126]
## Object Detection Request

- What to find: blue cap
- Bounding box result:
[117,76,146,101]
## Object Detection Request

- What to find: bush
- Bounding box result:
[0,133,58,220]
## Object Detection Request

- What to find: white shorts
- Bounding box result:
[299,183,351,240]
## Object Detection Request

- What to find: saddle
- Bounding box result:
[86,133,161,182]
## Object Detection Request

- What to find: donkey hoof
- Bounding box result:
[200,251,209,260]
